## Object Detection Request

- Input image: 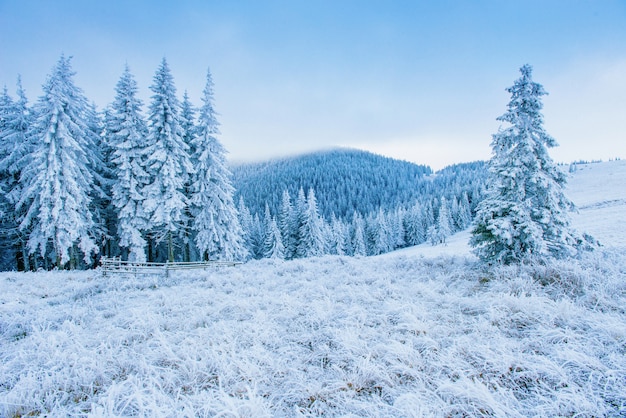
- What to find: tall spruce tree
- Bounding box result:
[180,90,197,261]
[262,204,285,259]
[0,87,16,269]
[430,196,452,245]
[17,56,99,268]
[85,102,110,260]
[351,212,367,256]
[278,189,296,259]
[237,197,257,259]
[190,68,246,261]
[0,79,34,270]
[106,66,150,262]
[143,58,193,262]
[296,188,325,258]
[470,64,582,264]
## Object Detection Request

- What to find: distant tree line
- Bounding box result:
[233,151,487,260]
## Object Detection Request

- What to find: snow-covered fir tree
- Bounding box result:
[329,214,348,256]
[292,187,307,256]
[454,192,473,230]
[16,56,99,268]
[390,208,406,249]
[0,79,34,270]
[180,90,196,260]
[0,78,32,189]
[470,64,583,264]
[85,102,111,258]
[404,202,425,246]
[105,66,150,262]
[369,208,394,255]
[237,197,257,259]
[189,68,246,261]
[143,58,194,262]
[262,205,285,259]
[0,86,13,205]
[180,91,196,153]
[351,212,367,256]
[429,196,452,245]
[296,188,325,258]
[278,189,297,259]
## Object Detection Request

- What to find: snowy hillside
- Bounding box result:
[231,148,484,219]
[567,160,626,248]
[1,161,625,416]
[396,159,626,259]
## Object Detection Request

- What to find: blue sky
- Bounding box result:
[1,0,625,169]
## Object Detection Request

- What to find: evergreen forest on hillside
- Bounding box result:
[232,150,487,259]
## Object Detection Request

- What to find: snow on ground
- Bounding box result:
[1,161,625,417]
[567,159,626,248]
[387,229,474,259]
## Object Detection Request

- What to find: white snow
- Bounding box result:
[1,160,625,416]
[567,159,626,248]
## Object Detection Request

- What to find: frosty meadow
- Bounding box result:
[0,159,625,416]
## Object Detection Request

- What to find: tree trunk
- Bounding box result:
[168,231,174,262]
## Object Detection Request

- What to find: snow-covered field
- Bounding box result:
[1,161,625,417]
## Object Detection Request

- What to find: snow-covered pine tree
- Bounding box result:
[296,188,325,258]
[458,192,473,228]
[180,90,196,261]
[0,87,16,269]
[265,216,286,259]
[0,79,35,270]
[189,68,246,261]
[370,208,394,255]
[390,208,406,250]
[351,211,367,256]
[404,202,425,246]
[435,196,452,245]
[278,189,296,259]
[0,86,12,200]
[237,197,256,259]
[251,212,265,259]
[470,64,582,264]
[451,197,462,230]
[0,78,33,185]
[106,66,150,262]
[17,56,99,268]
[143,58,194,262]
[180,91,196,154]
[329,214,348,256]
[85,102,111,262]
[292,187,307,257]
[262,205,285,259]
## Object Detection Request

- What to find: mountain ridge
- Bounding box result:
[231,147,436,219]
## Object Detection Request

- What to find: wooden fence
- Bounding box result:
[100,257,241,277]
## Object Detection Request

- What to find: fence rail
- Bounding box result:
[100,257,242,276]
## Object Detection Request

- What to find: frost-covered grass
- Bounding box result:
[1,249,625,417]
[2,160,625,417]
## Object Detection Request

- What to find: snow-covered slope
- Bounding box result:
[1,161,625,417]
[567,160,626,247]
[396,159,626,259]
